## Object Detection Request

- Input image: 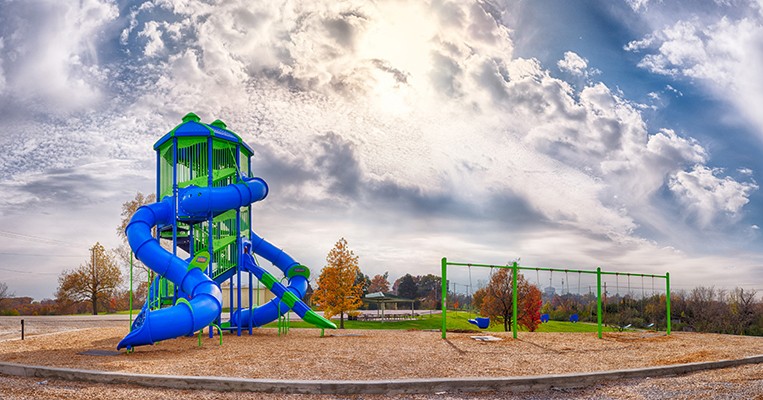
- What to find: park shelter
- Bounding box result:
[363,292,416,319]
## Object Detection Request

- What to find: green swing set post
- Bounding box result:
[441,257,447,339]
[511,262,518,339]
[666,272,671,335]
[596,267,602,339]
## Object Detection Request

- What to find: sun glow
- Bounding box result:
[356,1,440,115]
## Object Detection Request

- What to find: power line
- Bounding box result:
[0,252,83,258]
[0,266,59,275]
[0,230,87,247]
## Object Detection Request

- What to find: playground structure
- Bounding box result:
[118,113,336,350]
[440,258,671,339]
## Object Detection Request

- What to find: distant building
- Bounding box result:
[543,286,556,302]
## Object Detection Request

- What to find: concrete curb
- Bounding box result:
[1,355,762,394]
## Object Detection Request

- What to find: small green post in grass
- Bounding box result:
[596,267,602,339]
[441,257,447,339]
[129,251,133,331]
[512,262,518,339]
[666,272,671,335]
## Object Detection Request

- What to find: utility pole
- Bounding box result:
[91,244,99,315]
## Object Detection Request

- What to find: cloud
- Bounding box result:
[0,160,152,216]
[94,0,759,239]
[557,51,588,75]
[738,167,754,176]
[0,0,118,116]
[138,20,167,57]
[625,0,654,12]
[625,7,763,138]
[0,38,5,92]
[668,165,759,228]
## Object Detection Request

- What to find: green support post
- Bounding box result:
[129,252,133,331]
[441,257,447,339]
[512,262,518,339]
[596,267,602,339]
[666,272,671,335]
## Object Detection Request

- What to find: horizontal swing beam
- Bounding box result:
[444,261,667,279]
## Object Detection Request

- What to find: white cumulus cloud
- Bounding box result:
[626,7,763,140]
[557,51,589,75]
[669,165,759,228]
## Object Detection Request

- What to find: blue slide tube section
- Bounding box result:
[117,178,268,350]
[229,231,308,327]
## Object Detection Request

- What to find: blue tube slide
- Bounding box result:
[117,178,268,350]
[229,231,310,328]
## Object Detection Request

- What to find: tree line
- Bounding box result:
[1,192,761,337]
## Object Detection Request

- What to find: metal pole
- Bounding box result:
[597,267,602,339]
[666,272,671,335]
[441,257,447,339]
[21,319,24,340]
[512,262,518,339]
[92,246,96,315]
[207,136,214,339]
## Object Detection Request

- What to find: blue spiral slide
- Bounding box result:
[117,177,333,351]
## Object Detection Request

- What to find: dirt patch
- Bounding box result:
[0,326,760,380]
[655,350,718,365]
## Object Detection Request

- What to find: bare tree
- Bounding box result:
[686,286,730,333]
[728,288,757,335]
[0,281,12,311]
[115,192,156,284]
[117,192,156,240]
[56,242,123,315]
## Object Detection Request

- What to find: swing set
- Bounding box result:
[440,257,671,340]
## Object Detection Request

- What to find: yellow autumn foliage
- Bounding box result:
[312,238,364,328]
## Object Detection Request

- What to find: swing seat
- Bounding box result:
[468,317,490,329]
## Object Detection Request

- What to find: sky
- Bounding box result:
[1,0,763,300]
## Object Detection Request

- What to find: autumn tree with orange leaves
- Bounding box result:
[312,238,364,329]
[518,284,543,332]
[368,272,390,294]
[474,269,542,332]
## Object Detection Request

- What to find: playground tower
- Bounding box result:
[151,112,254,305]
[117,113,334,350]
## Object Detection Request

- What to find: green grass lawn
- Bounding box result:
[112,307,620,333]
[260,311,619,333]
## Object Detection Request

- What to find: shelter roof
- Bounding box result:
[363,292,416,304]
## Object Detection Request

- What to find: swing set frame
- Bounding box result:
[440,257,671,339]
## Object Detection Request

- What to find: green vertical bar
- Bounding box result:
[441,257,447,339]
[665,272,671,335]
[597,267,602,339]
[512,262,518,339]
[158,277,163,309]
[129,251,133,331]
